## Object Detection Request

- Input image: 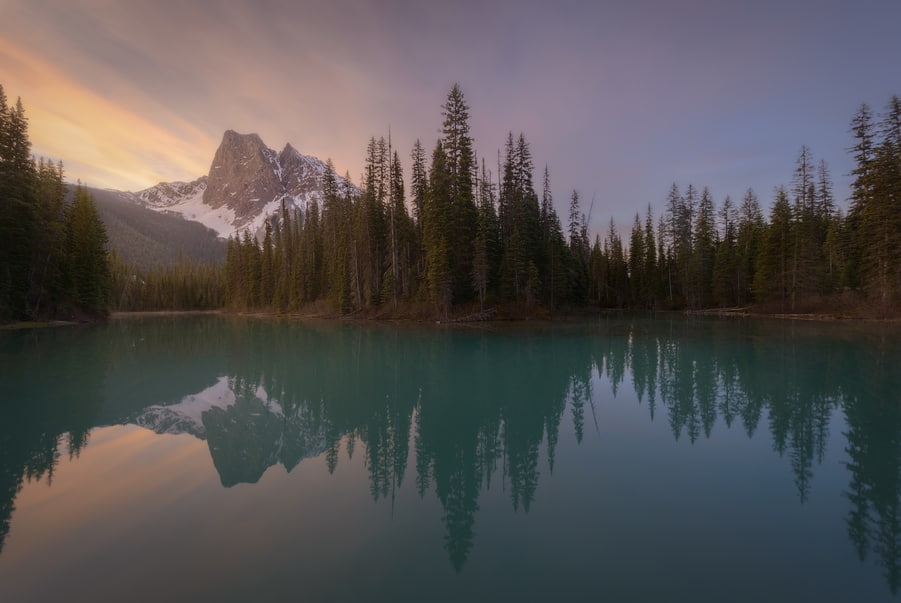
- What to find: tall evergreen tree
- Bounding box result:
[643,205,659,309]
[472,159,498,310]
[423,142,453,313]
[0,90,37,320]
[441,84,478,301]
[30,159,67,316]
[693,187,717,308]
[755,187,793,309]
[64,185,111,315]
[736,188,764,305]
[712,195,738,307]
[858,100,901,309]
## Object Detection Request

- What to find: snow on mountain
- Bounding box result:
[133,176,240,239]
[132,131,356,240]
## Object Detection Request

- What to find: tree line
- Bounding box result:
[225,85,901,317]
[0,83,111,322]
[4,80,898,319]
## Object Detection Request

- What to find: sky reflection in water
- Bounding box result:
[0,316,899,602]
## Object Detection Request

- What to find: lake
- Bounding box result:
[1,315,899,602]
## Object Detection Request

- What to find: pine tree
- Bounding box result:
[789,145,825,306]
[643,205,659,309]
[663,183,683,305]
[64,185,111,315]
[30,159,68,316]
[387,148,407,302]
[424,142,453,313]
[260,218,274,307]
[440,84,478,301]
[736,188,763,305]
[692,187,717,308]
[0,91,37,320]
[755,187,792,309]
[858,99,901,310]
[472,159,498,310]
[712,195,738,307]
[567,189,588,302]
[604,220,628,307]
[629,213,646,307]
[321,160,351,312]
[846,103,877,291]
[410,139,429,287]
[538,166,569,307]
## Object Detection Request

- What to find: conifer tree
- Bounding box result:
[30,159,68,315]
[643,205,659,309]
[0,90,37,320]
[472,158,498,310]
[424,142,453,313]
[755,187,792,309]
[410,139,429,286]
[567,190,589,302]
[736,188,763,305]
[260,218,274,307]
[64,185,111,315]
[712,195,738,307]
[440,84,477,300]
[692,187,716,308]
[629,213,646,307]
[857,98,901,309]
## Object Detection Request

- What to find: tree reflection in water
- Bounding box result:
[0,316,899,591]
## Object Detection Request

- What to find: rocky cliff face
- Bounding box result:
[132,130,355,239]
[203,130,283,224]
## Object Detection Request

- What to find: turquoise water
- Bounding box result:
[0,315,899,602]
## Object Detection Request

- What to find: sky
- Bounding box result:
[2,0,900,233]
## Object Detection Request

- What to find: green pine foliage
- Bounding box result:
[64,184,112,315]
[0,85,114,322]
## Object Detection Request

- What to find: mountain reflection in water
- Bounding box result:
[1,315,899,595]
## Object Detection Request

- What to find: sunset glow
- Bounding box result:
[2,0,900,226]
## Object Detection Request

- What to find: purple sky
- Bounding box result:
[2,0,899,234]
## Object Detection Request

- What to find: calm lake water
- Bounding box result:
[1,315,900,602]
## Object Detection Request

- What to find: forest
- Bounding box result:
[0,84,111,322]
[221,85,901,318]
[2,81,900,322]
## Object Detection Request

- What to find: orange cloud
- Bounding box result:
[0,38,215,190]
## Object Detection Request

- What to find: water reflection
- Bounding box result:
[1,316,900,592]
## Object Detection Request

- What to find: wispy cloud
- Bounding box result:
[0,38,214,190]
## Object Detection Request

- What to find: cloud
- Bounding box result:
[0,38,215,190]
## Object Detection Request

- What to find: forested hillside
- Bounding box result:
[90,187,226,269]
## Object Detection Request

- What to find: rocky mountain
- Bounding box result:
[130,130,356,240]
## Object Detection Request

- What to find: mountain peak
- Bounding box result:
[221,129,264,145]
[203,130,283,225]
[132,131,356,240]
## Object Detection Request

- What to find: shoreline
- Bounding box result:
[5,306,899,330]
